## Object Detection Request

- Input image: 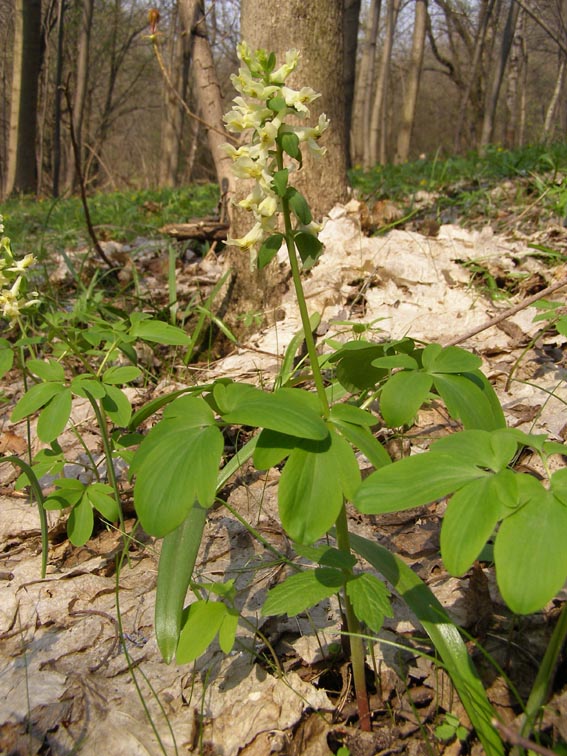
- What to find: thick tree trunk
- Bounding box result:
[395,0,427,163]
[4,0,42,197]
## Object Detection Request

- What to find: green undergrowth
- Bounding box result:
[350,142,567,225]
[0,183,219,255]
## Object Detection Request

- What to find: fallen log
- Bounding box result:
[160,219,229,243]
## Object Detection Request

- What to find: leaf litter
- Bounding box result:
[1,196,566,755]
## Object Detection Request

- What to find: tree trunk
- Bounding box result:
[52,0,66,197]
[344,0,361,169]
[480,0,520,149]
[178,0,234,200]
[367,0,400,168]
[65,0,94,193]
[395,0,427,163]
[504,7,525,148]
[4,0,42,197]
[543,55,566,142]
[352,0,381,165]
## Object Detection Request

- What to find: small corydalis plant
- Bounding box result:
[0,214,39,324]
[223,42,328,268]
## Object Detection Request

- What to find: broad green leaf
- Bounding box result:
[27,358,65,382]
[495,483,567,614]
[102,365,142,385]
[70,376,106,399]
[215,383,328,441]
[425,345,482,373]
[294,231,323,269]
[440,471,516,576]
[432,429,518,472]
[380,370,433,427]
[550,467,567,504]
[102,385,132,426]
[330,341,387,392]
[86,483,120,522]
[67,494,94,547]
[258,233,284,269]
[349,533,504,756]
[281,131,301,161]
[329,403,377,428]
[131,319,191,346]
[287,188,312,225]
[11,381,65,422]
[421,343,443,369]
[318,548,357,570]
[272,168,288,197]
[218,609,239,654]
[333,420,392,469]
[176,601,227,664]
[433,372,506,430]
[371,354,418,370]
[37,388,72,443]
[0,347,14,380]
[262,568,344,617]
[346,573,392,632]
[132,399,223,535]
[279,430,360,544]
[253,428,297,469]
[355,452,486,515]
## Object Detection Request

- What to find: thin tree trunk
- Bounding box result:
[344,0,361,168]
[504,7,524,148]
[480,0,520,149]
[65,0,94,193]
[5,0,42,197]
[352,0,381,165]
[395,0,427,163]
[543,55,566,142]
[52,0,65,197]
[367,0,400,168]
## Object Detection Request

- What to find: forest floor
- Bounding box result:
[1,169,567,756]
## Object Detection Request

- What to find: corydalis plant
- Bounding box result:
[223,42,329,267]
[0,215,38,323]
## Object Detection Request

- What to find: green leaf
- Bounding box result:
[424,345,482,373]
[214,383,328,441]
[102,384,132,427]
[0,347,14,380]
[287,188,312,225]
[330,403,377,428]
[346,573,392,632]
[262,568,344,617]
[218,610,239,654]
[102,365,142,385]
[380,370,433,427]
[131,318,191,346]
[267,95,287,112]
[349,534,504,756]
[371,354,418,370]
[258,233,284,269]
[495,478,567,614]
[355,452,485,515]
[155,503,208,663]
[330,341,388,392]
[440,472,515,576]
[333,420,391,469]
[433,372,506,430]
[253,428,297,469]
[11,381,65,422]
[67,494,94,547]
[432,429,518,472]
[70,376,106,399]
[279,429,360,544]
[318,547,357,570]
[272,169,288,197]
[280,131,301,161]
[131,396,223,536]
[294,231,323,269]
[86,483,120,522]
[37,388,72,443]
[27,358,65,382]
[176,601,227,664]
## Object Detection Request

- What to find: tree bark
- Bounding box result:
[65,0,94,193]
[52,0,66,197]
[344,0,361,169]
[352,0,381,165]
[4,0,42,197]
[395,0,427,163]
[543,55,566,142]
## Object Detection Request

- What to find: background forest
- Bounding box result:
[1,0,566,200]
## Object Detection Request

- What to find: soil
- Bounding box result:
[1,191,566,756]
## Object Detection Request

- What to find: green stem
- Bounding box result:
[335,504,371,731]
[277,146,329,417]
